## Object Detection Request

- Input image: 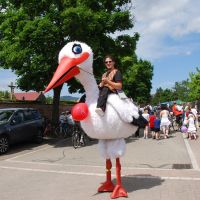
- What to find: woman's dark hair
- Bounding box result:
[161,104,167,110]
[104,55,116,63]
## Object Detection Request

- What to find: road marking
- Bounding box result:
[182,135,199,170]
[1,165,200,181]
[0,165,105,176]
[4,159,196,172]
[6,160,104,168]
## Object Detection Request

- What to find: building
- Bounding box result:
[14,92,46,102]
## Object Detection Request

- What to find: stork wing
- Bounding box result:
[107,94,139,123]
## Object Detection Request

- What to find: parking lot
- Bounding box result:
[1,131,200,200]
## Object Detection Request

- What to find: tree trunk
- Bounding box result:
[51,84,63,125]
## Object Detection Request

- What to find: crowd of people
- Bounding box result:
[136,102,199,140]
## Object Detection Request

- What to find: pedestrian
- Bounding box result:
[149,111,156,139]
[43,118,52,137]
[187,113,197,140]
[95,55,122,116]
[142,108,150,139]
[133,110,148,138]
[154,115,161,140]
[172,102,183,130]
[59,112,67,132]
[191,103,199,129]
[134,110,142,138]
[160,104,171,139]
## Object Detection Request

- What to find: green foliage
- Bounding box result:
[173,80,190,101]
[151,79,192,105]
[0,90,10,100]
[188,68,200,100]
[45,95,53,104]
[151,87,175,105]
[123,59,154,104]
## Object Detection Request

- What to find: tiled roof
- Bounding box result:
[14,92,44,101]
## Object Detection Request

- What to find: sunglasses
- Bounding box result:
[105,61,113,64]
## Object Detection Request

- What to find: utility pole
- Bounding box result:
[8,82,16,100]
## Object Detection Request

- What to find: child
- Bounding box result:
[154,115,161,140]
[149,111,156,139]
[43,119,52,137]
[187,113,197,140]
[142,108,150,139]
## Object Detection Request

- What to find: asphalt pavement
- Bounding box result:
[0,129,200,200]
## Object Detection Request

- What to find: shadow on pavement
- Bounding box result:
[123,174,164,192]
[52,137,98,148]
[92,174,164,197]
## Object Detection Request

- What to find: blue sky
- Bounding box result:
[0,0,200,96]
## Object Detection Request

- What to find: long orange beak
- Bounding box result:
[45,52,89,93]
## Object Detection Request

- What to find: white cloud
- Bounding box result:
[132,0,200,60]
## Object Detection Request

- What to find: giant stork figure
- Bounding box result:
[45,42,139,199]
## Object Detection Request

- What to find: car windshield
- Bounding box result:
[0,110,14,124]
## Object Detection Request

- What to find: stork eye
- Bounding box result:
[72,44,82,54]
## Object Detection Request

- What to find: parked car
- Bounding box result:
[0,108,44,154]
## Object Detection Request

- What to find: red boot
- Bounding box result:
[98,159,115,192]
[111,158,128,199]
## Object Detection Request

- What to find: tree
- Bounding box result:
[151,78,192,105]
[188,68,200,100]
[45,95,53,104]
[173,80,190,102]
[0,90,10,100]
[150,87,175,105]
[0,0,136,123]
[123,59,153,104]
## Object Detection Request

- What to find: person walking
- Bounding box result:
[172,102,183,130]
[160,104,171,139]
[187,113,197,140]
[149,111,156,139]
[191,103,199,129]
[154,115,161,140]
[142,108,150,139]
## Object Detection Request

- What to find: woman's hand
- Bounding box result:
[102,78,122,90]
[102,77,108,84]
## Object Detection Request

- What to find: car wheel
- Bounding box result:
[35,129,43,144]
[0,135,9,154]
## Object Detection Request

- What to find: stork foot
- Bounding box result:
[98,181,115,192]
[110,184,128,199]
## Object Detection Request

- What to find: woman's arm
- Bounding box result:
[102,77,122,90]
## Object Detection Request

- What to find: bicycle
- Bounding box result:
[169,115,176,132]
[54,123,68,138]
[175,114,183,131]
[72,122,86,149]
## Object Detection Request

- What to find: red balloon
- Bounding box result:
[71,103,89,121]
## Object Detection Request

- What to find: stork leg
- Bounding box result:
[98,159,115,192]
[111,158,128,199]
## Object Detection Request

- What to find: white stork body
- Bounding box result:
[76,69,139,159]
[77,71,138,139]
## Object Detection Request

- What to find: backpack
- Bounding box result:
[132,114,148,128]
